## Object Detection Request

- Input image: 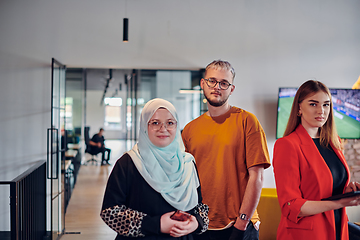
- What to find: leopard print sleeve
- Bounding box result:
[100,204,147,237]
[193,203,209,234]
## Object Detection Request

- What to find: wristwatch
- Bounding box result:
[239,213,250,221]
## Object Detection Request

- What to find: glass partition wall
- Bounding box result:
[49,58,66,239]
[67,68,206,142]
[124,69,206,140]
[65,69,84,143]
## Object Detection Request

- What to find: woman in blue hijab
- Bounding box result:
[101,98,209,239]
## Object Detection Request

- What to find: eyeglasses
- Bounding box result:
[148,120,177,131]
[203,78,232,90]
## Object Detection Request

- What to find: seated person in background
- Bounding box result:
[100,98,209,239]
[90,128,111,165]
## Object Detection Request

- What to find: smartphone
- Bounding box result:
[170,210,191,221]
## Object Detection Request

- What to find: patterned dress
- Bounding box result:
[101,153,209,239]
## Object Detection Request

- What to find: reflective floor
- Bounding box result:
[61,140,134,240]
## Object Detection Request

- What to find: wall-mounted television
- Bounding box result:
[276,88,360,139]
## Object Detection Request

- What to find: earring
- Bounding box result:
[297,112,302,117]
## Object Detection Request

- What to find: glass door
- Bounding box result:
[125,70,138,141]
[48,58,66,239]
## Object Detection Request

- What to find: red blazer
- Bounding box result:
[273,124,350,240]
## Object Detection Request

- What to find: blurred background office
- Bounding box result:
[0,0,360,239]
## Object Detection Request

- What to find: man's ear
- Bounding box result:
[200,78,205,90]
[229,85,235,95]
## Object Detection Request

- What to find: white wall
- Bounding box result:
[85,90,126,140]
[0,54,51,230]
[155,71,193,130]
[66,80,84,131]
[86,91,106,138]
[85,69,129,139]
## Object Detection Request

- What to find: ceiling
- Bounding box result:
[5,0,359,70]
[2,0,359,95]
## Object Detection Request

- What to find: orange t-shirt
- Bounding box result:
[182,107,270,229]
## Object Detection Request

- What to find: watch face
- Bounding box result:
[240,213,248,221]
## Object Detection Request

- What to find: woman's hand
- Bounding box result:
[300,190,360,217]
[339,181,360,207]
[160,212,177,234]
[337,194,360,207]
[170,215,198,237]
[344,181,360,193]
[160,211,198,237]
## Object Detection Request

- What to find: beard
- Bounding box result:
[204,91,230,107]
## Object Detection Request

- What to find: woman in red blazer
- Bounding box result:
[273,80,360,240]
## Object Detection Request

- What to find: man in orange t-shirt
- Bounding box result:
[182,60,270,240]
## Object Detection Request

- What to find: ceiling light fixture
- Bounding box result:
[123,18,129,42]
[179,89,203,94]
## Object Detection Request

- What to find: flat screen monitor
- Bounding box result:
[276,88,360,139]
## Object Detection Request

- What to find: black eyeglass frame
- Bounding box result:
[203,78,233,90]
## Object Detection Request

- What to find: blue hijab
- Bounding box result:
[127,98,199,211]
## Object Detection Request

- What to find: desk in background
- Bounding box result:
[65,145,81,185]
[67,143,80,150]
[63,160,73,212]
[65,149,77,159]
[62,144,82,212]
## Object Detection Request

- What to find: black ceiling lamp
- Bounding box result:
[123,18,128,42]
[123,0,129,42]
[100,69,113,105]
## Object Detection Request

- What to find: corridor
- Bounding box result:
[61,140,134,240]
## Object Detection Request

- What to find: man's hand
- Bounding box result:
[233,216,248,231]
[229,226,245,240]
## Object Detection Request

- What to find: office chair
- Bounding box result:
[84,127,99,165]
[349,222,360,240]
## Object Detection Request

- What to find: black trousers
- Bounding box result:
[100,147,111,163]
[194,221,259,240]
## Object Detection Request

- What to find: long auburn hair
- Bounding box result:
[283,80,342,150]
